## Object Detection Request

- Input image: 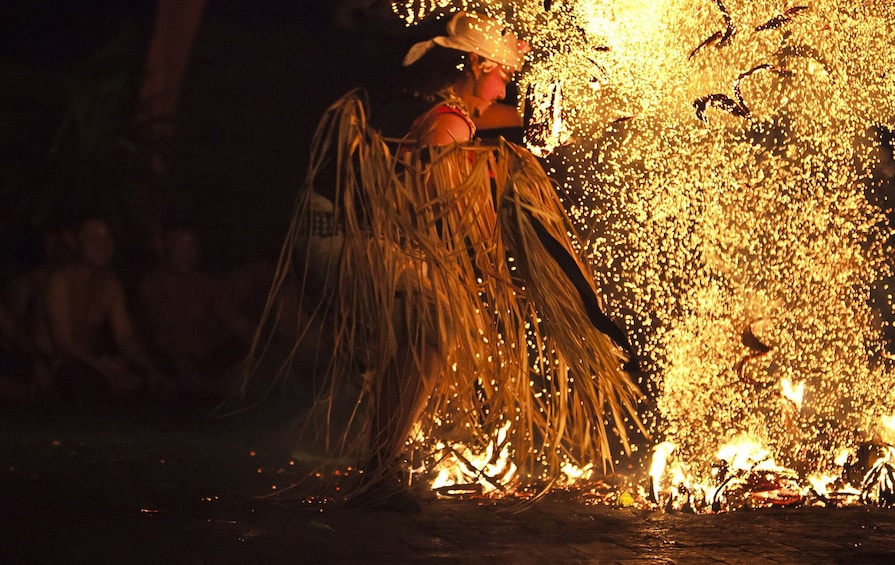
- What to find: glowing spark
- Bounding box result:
[395,0,895,500]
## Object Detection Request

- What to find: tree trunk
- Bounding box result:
[135,0,205,181]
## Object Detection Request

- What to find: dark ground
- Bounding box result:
[2,398,895,564]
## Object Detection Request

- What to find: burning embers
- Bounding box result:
[647,435,895,513]
[428,421,519,498]
[415,409,895,511]
[297,424,894,511]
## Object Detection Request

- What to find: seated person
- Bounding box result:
[32,216,167,400]
[5,217,78,331]
[4,218,78,391]
[137,224,252,397]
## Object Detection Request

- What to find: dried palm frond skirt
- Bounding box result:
[239,91,646,500]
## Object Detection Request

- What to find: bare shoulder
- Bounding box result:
[416,111,474,147]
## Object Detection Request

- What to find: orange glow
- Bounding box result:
[393,0,895,507]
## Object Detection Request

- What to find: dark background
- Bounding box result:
[0,0,439,278]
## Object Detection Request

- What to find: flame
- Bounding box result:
[882,414,895,444]
[649,441,675,499]
[559,462,595,485]
[716,435,777,472]
[834,448,851,467]
[780,377,805,410]
[429,420,518,495]
[807,473,838,498]
[884,414,895,431]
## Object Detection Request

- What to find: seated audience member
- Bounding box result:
[5,218,77,329]
[32,216,167,400]
[5,219,78,383]
[137,224,252,397]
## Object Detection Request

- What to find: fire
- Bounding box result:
[807,473,839,498]
[392,0,895,508]
[644,436,895,512]
[780,377,804,410]
[882,414,895,444]
[429,420,518,496]
[558,462,595,485]
[715,435,778,473]
[649,441,676,501]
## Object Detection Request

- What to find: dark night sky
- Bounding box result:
[1,0,436,270]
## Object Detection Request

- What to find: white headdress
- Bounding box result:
[403,11,528,71]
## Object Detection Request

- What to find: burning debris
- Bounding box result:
[754,6,809,32]
[643,436,895,514]
[688,0,736,59]
[424,421,519,499]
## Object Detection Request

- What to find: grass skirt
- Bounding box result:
[240,91,645,499]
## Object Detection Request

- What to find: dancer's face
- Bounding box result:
[468,56,513,116]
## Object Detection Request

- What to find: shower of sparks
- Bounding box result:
[392,0,895,496]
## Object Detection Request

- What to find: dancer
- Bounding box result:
[242,11,643,511]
